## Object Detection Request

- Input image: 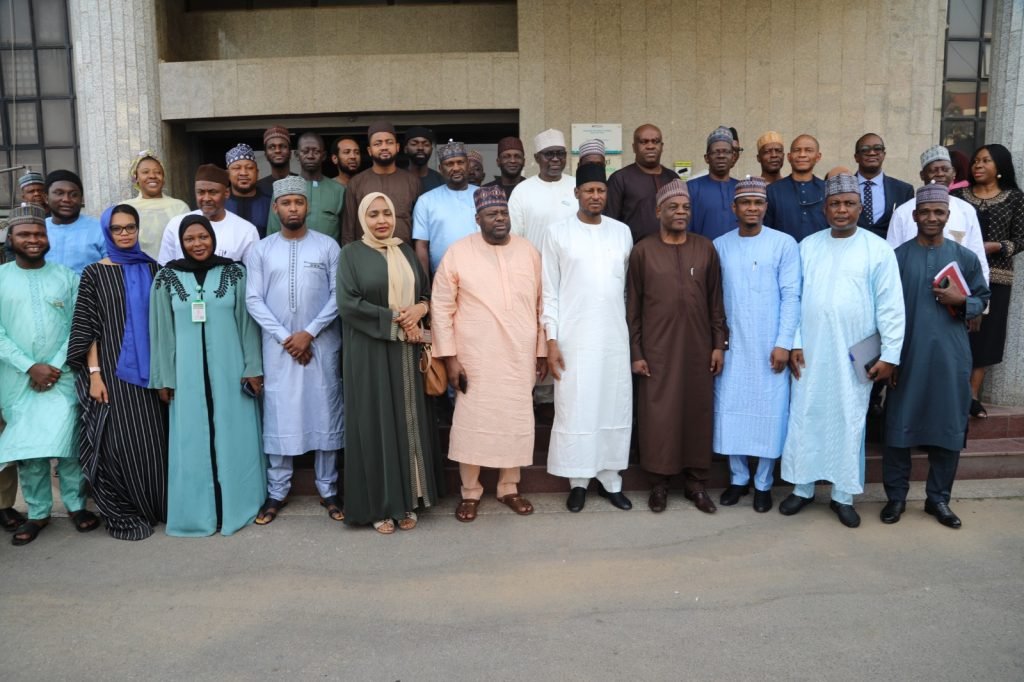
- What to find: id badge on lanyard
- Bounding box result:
[192,287,206,323]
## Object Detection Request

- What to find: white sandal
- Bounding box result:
[373,519,395,535]
[398,511,417,531]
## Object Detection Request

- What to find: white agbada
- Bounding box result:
[887,195,990,283]
[508,174,577,249]
[158,209,260,265]
[244,231,344,455]
[541,214,633,478]
[782,228,905,494]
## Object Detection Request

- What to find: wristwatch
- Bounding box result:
[88,366,101,375]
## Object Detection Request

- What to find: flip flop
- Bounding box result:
[0,507,26,532]
[319,496,344,522]
[498,494,534,516]
[455,499,480,523]
[12,519,48,546]
[255,498,287,525]
[70,509,100,533]
[970,398,988,419]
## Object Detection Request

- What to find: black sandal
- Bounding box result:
[319,496,344,522]
[70,509,101,533]
[12,519,47,546]
[970,398,988,419]
[255,498,287,525]
[0,507,26,532]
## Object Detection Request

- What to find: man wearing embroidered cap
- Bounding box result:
[412,141,479,276]
[245,176,344,525]
[881,182,989,529]
[44,169,105,274]
[18,170,48,214]
[755,131,786,185]
[483,136,527,200]
[688,126,740,241]
[508,128,577,249]
[256,125,296,197]
[431,185,547,522]
[158,164,259,265]
[267,132,345,242]
[780,173,905,529]
[466,149,487,187]
[577,138,606,169]
[627,179,728,514]
[542,164,634,512]
[886,144,989,284]
[713,176,801,513]
[225,143,272,238]
[404,126,444,193]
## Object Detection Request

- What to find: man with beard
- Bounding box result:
[508,129,577,249]
[256,125,296,197]
[688,126,740,241]
[404,126,444,192]
[431,185,547,522]
[412,141,479,276]
[18,170,48,214]
[542,164,633,513]
[246,177,344,525]
[0,204,101,545]
[267,132,345,242]
[780,174,905,528]
[331,136,361,188]
[765,134,829,242]
[466,149,487,187]
[483,136,527,200]
[43,170,105,274]
[225,143,272,238]
[605,124,679,243]
[158,164,259,264]
[628,179,728,514]
[756,131,786,185]
[341,122,422,244]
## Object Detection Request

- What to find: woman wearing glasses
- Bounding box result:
[68,204,169,540]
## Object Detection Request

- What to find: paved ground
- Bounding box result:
[2,480,1023,681]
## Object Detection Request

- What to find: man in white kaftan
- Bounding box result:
[780,174,905,528]
[508,129,577,250]
[245,177,344,524]
[542,163,634,512]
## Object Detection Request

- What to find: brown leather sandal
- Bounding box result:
[455,499,480,522]
[498,494,534,516]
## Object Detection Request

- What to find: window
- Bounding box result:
[941,0,991,157]
[0,0,78,208]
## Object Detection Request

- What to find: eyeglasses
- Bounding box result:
[540,149,567,160]
[110,224,139,235]
[857,145,886,154]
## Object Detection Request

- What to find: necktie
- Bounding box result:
[863,180,874,225]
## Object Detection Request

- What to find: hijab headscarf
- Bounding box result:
[102,204,157,388]
[130,150,162,195]
[166,215,234,286]
[358,192,415,310]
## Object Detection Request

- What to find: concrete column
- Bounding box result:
[983,0,1024,406]
[68,0,164,215]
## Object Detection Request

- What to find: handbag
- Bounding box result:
[419,343,448,397]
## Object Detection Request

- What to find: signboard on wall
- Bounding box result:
[674,161,692,179]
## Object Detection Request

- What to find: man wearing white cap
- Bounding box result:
[886,145,989,284]
[508,129,577,249]
[780,173,905,529]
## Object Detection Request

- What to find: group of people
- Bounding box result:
[0,119,1018,545]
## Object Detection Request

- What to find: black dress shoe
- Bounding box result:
[752,489,773,513]
[684,489,717,514]
[779,493,814,516]
[719,484,749,506]
[596,483,632,510]
[566,487,587,513]
[648,487,668,513]
[880,499,906,524]
[925,500,962,529]
[829,501,861,528]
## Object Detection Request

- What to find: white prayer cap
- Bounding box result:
[533,129,566,154]
[272,176,308,202]
[920,145,951,169]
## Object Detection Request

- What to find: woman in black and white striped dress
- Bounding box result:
[68,204,168,540]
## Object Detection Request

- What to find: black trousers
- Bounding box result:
[882,446,960,505]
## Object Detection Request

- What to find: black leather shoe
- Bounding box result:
[752,489,773,513]
[829,501,861,528]
[648,487,668,513]
[684,488,717,514]
[779,493,814,516]
[925,500,962,529]
[880,499,906,524]
[596,483,632,510]
[719,484,749,506]
[566,487,586,513]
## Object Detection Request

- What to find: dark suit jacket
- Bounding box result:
[858,174,914,239]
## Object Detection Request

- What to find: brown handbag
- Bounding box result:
[419,343,448,396]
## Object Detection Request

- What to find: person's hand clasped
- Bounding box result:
[396,302,428,335]
[27,363,60,392]
[282,331,314,364]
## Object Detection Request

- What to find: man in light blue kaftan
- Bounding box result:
[246,177,344,524]
[0,204,100,545]
[780,174,905,528]
[713,177,801,513]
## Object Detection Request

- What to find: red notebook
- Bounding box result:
[933,261,971,317]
